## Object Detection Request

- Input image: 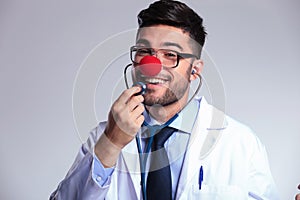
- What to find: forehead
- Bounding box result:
[136,25,194,51]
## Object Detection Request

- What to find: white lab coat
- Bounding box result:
[50,98,279,200]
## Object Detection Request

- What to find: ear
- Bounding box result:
[190,59,204,81]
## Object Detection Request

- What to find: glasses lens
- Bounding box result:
[131,47,152,64]
[157,49,178,67]
[130,47,178,67]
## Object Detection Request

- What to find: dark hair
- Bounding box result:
[137,0,207,57]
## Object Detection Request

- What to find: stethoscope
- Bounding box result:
[123,57,202,200]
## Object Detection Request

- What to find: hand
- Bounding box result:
[296,184,300,200]
[104,86,145,148]
[94,86,145,167]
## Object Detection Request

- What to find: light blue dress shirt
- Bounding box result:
[92,99,200,198]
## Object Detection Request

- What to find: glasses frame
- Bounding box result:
[130,46,199,68]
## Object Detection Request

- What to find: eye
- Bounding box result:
[163,51,177,58]
[136,48,152,56]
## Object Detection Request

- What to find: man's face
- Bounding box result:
[133,25,198,106]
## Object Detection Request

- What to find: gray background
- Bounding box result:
[1,0,299,199]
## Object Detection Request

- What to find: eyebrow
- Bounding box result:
[135,39,183,51]
[162,42,183,51]
[136,39,150,46]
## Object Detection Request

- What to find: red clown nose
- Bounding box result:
[139,56,162,76]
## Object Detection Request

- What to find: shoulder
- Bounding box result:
[225,115,260,143]
[225,115,255,137]
[200,98,260,142]
[217,114,266,159]
[200,98,264,150]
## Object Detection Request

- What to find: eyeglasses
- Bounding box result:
[130,46,198,68]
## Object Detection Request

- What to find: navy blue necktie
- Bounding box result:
[146,126,177,200]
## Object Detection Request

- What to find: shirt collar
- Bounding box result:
[143,97,201,134]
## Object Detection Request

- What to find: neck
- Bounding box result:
[146,93,189,124]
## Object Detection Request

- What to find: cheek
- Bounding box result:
[173,69,190,84]
[173,62,192,79]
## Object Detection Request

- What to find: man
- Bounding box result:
[50,1,279,199]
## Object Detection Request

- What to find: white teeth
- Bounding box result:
[145,78,166,84]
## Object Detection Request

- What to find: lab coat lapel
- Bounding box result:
[176,98,227,199]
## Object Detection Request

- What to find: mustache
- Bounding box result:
[135,70,172,82]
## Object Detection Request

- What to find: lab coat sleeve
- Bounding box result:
[247,136,280,200]
[50,123,112,200]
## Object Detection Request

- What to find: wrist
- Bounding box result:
[95,133,122,168]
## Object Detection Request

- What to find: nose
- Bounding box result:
[138,56,162,77]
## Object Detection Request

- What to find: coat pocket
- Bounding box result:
[188,184,247,200]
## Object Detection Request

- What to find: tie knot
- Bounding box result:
[152,126,177,150]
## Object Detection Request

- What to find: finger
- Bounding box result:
[135,114,145,127]
[296,193,300,200]
[116,86,141,104]
[127,95,144,111]
[131,104,145,119]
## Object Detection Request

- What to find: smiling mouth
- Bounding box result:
[144,77,168,85]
